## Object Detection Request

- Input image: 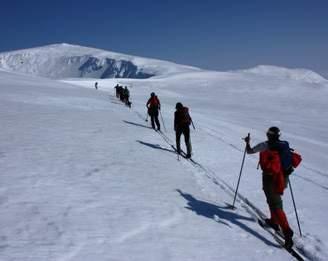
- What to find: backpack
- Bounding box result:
[259,150,285,194]
[269,140,301,175]
[180,107,192,125]
[259,140,302,194]
[148,96,160,108]
[291,151,302,168]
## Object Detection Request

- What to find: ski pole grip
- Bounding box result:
[242,133,250,142]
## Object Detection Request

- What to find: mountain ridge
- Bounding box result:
[0,43,326,83]
[0,43,202,79]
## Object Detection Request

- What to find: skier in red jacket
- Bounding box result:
[146,92,161,131]
[244,126,294,249]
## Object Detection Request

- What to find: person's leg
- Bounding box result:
[150,115,155,129]
[183,126,192,157]
[263,175,282,222]
[263,175,293,248]
[153,110,160,130]
[176,129,183,154]
[155,116,160,130]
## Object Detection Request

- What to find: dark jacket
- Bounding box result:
[174,107,191,130]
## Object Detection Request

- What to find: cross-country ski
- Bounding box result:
[1,2,328,260]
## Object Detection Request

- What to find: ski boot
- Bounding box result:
[283,228,294,250]
[264,218,279,231]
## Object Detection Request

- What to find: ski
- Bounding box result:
[236,194,306,260]
[151,118,306,260]
[170,145,194,160]
[257,218,304,261]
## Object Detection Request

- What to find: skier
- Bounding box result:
[119,86,125,101]
[114,84,120,98]
[244,126,294,249]
[123,86,131,107]
[95,82,98,90]
[174,102,192,158]
[146,92,161,131]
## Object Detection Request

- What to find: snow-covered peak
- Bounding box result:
[0,43,202,79]
[241,65,327,84]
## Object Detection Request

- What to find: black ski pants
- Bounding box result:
[176,125,192,155]
[149,109,160,130]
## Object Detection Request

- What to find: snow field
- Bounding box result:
[1,61,328,260]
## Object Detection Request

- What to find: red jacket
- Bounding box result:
[259,150,285,194]
[146,96,160,109]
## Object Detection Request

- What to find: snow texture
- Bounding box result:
[0,43,201,79]
[0,44,328,261]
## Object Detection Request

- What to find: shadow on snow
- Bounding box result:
[123,120,153,129]
[136,140,175,154]
[177,189,279,248]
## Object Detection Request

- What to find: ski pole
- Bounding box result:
[288,179,302,237]
[159,110,167,132]
[145,111,149,122]
[191,119,196,130]
[231,133,250,209]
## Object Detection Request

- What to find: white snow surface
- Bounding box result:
[0,43,201,79]
[1,53,328,261]
[240,65,328,84]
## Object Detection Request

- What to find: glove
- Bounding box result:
[243,135,250,143]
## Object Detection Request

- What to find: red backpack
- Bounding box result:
[148,96,160,108]
[291,151,302,168]
[259,148,302,194]
[259,150,285,194]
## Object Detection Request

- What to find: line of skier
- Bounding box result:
[146,92,193,158]
[112,84,302,250]
[114,84,131,107]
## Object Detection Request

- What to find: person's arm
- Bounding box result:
[187,108,192,123]
[157,97,161,110]
[246,142,254,154]
[244,136,267,154]
[174,112,177,131]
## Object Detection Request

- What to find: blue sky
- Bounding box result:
[1,0,327,76]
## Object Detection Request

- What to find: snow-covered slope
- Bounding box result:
[1,58,328,260]
[240,65,327,84]
[0,43,201,79]
[1,43,328,260]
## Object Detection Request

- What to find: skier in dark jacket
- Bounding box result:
[244,126,294,249]
[119,86,125,101]
[146,92,161,130]
[123,86,131,107]
[114,84,120,98]
[174,102,192,158]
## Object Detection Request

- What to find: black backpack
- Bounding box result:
[268,140,294,175]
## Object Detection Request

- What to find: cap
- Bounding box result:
[175,102,183,109]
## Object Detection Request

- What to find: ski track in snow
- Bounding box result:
[1,67,328,261]
[132,106,326,261]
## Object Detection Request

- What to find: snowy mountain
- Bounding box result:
[2,44,327,85]
[240,65,327,84]
[1,44,328,261]
[0,43,201,79]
